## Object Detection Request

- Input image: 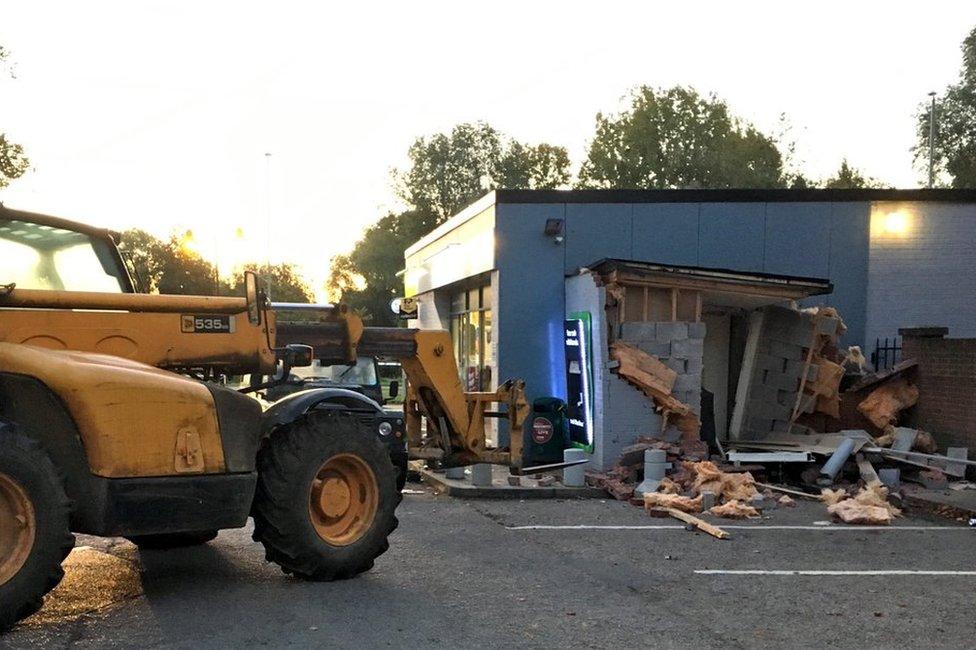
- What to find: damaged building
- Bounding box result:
[403,188,976,472]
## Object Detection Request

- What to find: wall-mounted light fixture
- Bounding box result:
[544,218,564,245]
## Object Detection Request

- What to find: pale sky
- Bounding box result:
[2,1,974,298]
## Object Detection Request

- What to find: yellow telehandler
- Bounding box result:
[0,206,531,630]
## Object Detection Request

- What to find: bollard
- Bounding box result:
[562,448,588,487]
[445,466,466,480]
[635,449,671,497]
[470,463,493,487]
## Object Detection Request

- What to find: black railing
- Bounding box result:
[871,337,902,371]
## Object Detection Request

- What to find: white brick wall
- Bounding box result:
[866,202,976,347]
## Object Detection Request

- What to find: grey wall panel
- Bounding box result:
[631,203,700,266]
[698,203,766,272]
[763,203,831,278]
[564,203,633,271]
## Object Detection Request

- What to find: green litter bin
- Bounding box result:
[523,397,570,467]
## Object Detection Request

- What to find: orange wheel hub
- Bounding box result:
[308,454,378,546]
[0,472,35,586]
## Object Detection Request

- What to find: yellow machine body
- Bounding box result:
[0,342,224,477]
[0,289,277,374]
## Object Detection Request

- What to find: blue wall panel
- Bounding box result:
[564,203,633,271]
[697,203,766,272]
[494,204,569,442]
[825,202,870,348]
[763,203,831,278]
[632,203,700,266]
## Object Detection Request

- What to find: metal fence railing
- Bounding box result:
[871,337,902,371]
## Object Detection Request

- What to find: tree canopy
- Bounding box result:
[332,123,570,325]
[395,122,571,223]
[119,229,313,301]
[915,26,976,187]
[577,86,787,189]
[0,47,29,190]
[823,159,885,189]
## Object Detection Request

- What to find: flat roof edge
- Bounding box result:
[404,191,497,258]
[494,188,976,204]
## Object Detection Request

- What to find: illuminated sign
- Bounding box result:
[564,315,593,446]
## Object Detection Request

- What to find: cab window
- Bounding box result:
[0,219,127,292]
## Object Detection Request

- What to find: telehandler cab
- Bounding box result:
[0,207,534,630]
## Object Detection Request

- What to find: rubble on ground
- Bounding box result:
[593,302,972,528]
[708,500,761,519]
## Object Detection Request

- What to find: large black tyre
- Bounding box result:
[0,427,74,632]
[125,530,219,550]
[251,410,399,580]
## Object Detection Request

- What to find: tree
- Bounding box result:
[395,122,571,223]
[328,211,432,326]
[577,86,786,189]
[823,159,884,189]
[0,47,29,190]
[119,229,222,295]
[915,26,976,187]
[119,229,314,300]
[334,122,570,324]
[230,262,313,303]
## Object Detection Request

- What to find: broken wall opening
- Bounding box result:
[587,260,832,466]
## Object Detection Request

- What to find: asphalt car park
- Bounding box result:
[6,486,975,649]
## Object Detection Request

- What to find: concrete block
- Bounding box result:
[621,322,656,341]
[445,466,466,480]
[746,397,790,420]
[686,357,704,376]
[744,416,777,434]
[755,354,788,373]
[655,321,688,341]
[674,374,701,394]
[750,384,781,404]
[470,463,492,486]
[688,322,707,339]
[945,447,969,478]
[770,419,794,433]
[783,360,806,381]
[700,490,717,510]
[762,370,799,392]
[637,341,671,358]
[671,338,704,360]
[878,468,900,490]
[764,340,804,361]
[665,358,687,374]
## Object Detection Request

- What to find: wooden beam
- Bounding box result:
[670,288,678,322]
[755,481,823,501]
[642,286,649,321]
[661,507,731,540]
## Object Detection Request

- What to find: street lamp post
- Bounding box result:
[928,91,937,188]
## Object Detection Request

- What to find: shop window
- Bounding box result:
[450,283,493,391]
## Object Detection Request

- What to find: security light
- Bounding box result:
[544,218,564,244]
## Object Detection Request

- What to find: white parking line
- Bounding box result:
[506,524,967,531]
[696,570,976,576]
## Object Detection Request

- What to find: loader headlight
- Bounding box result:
[378,421,393,437]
